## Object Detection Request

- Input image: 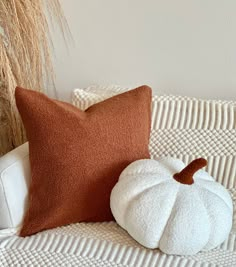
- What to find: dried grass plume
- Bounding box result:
[0,0,69,155]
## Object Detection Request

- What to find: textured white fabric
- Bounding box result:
[0,143,30,229]
[1,194,236,267]
[73,86,236,189]
[110,158,233,255]
[73,85,131,110]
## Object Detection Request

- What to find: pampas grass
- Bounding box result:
[0,0,68,155]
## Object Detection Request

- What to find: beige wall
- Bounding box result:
[52,0,236,101]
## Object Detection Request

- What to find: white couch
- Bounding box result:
[0,87,235,266]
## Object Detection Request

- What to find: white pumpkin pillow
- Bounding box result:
[110,157,233,255]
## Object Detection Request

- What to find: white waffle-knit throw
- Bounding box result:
[1,188,236,267]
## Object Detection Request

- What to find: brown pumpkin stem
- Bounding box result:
[173,158,207,185]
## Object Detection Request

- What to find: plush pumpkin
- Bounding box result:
[110,157,233,255]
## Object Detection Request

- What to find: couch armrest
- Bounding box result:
[0,143,30,229]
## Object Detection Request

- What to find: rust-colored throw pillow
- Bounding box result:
[15,85,152,237]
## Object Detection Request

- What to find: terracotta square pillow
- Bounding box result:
[15,85,152,237]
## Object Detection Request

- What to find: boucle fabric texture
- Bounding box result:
[15,86,151,237]
[110,158,233,255]
[0,188,236,267]
[72,86,236,189]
